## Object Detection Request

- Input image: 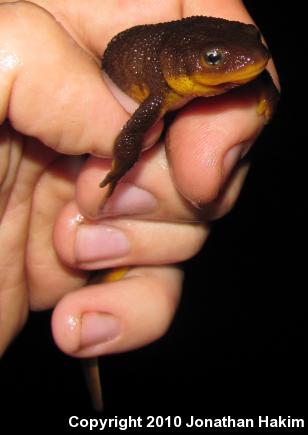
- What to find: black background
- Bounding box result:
[1,1,306,433]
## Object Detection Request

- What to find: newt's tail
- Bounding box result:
[82,267,130,411]
[83,357,103,412]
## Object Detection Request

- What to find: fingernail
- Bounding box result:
[99,183,157,217]
[75,224,130,262]
[223,140,253,180]
[80,313,121,348]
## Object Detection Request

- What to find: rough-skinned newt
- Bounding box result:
[100,15,279,198]
[85,16,279,411]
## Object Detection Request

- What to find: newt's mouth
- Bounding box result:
[164,58,269,98]
[194,59,268,88]
[226,62,268,85]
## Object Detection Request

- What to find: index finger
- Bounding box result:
[0,1,127,157]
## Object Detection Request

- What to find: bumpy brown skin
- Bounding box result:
[100,16,279,197]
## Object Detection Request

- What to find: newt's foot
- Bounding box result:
[99,153,139,201]
[99,169,118,189]
[99,160,123,200]
[256,70,280,124]
[99,175,118,204]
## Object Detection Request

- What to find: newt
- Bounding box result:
[85,16,279,411]
[100,15,279,198]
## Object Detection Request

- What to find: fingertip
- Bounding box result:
[167,89,263,207]
[51,295,81,354]
[51,266,183,358]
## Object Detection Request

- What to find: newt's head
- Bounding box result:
[161,16,270,96]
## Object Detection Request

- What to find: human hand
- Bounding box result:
[0,0,278,360]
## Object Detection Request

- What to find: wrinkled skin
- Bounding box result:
[0,0,278,359]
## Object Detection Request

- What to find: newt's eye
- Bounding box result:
[204,49,223,65]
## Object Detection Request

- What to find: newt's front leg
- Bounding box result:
[100,93,165,198]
